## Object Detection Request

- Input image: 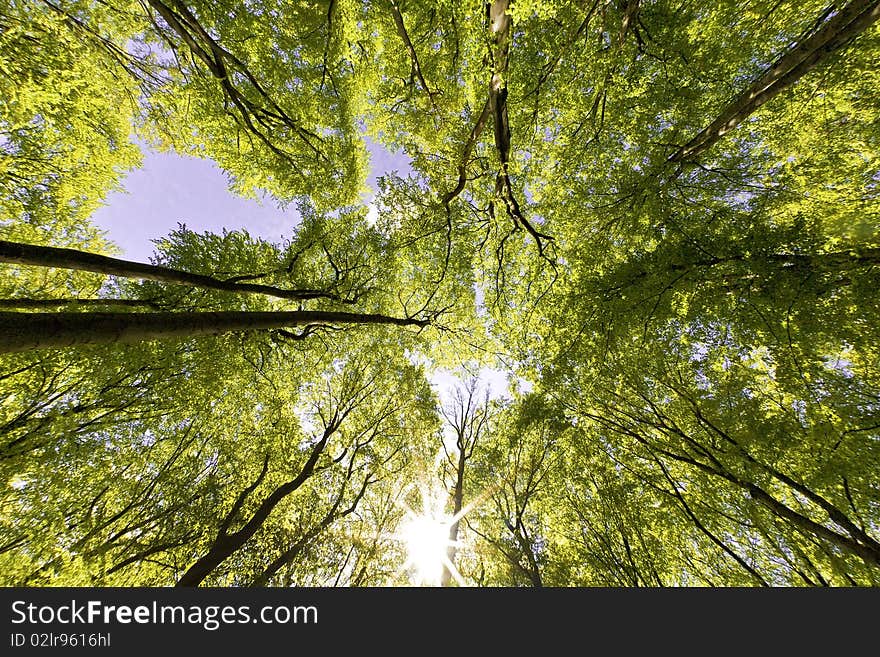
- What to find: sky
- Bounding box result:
[91,138,412,262]
[89,139,512,401]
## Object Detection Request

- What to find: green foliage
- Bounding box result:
[1,0,879,586]
[0,0,141,246]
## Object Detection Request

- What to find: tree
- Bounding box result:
[437,380,491,586]
[2,0,879,586]
[0,0,142,246]
[463,394,559,587]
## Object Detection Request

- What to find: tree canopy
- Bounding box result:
[1,0,878,586]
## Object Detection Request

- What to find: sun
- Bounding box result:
[398,512,452,586]
[394,484,466,586]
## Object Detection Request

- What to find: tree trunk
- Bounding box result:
[669,0,880,162]
[486,0,553,253]
[440,448,467,587]
[0,310,428,354]
[0,239,333,302]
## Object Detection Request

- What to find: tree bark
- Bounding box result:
[441,98,492,208]
[0,239,336,302]
[440,446,466,587]
[669,0,880,162]
[439,381,489,586]
[0,310,428,354]
[486,0,553,253]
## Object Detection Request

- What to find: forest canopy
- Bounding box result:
[1,0,879,586]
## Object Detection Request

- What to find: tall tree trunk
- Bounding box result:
[438,381,490,585]
[0,310,428,354]
[486,0,553,253]
[669,0,880,162]
[0,239,335,302]
[440,448,467,587]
